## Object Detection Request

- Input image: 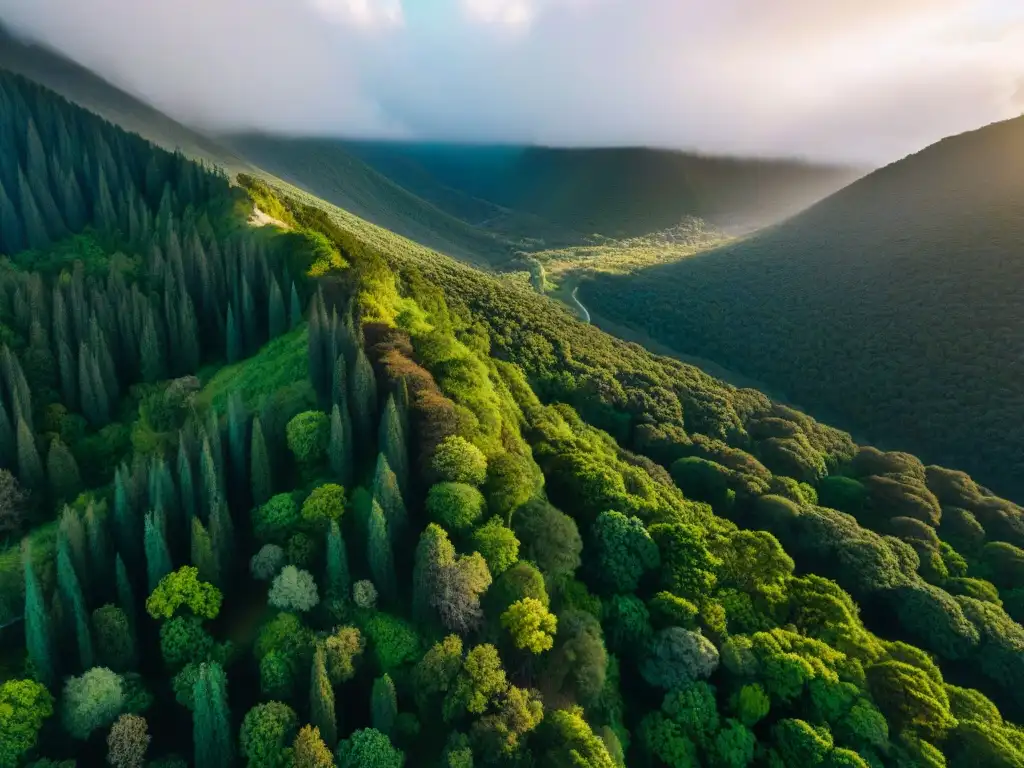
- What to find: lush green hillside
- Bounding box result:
[0,24,252,173]
[341,141,865,237]
[2,65,1024,768]
[583,114,1024,503]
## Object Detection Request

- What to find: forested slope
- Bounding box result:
[584,114,1024,503]
[0,67,1023,768]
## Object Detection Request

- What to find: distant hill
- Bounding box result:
[340,141,864,237]
[583,114,1024,501]
[0,24,250,172]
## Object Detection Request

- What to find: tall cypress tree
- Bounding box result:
[350,346,377,445]
[325,520,350,602]
[331,354,348,410]
[289,281,302,330]
[200,435,221,522]
[242,275,257,354]
[378,395,408,494]
[226,392,247,494]
[0,400,14,468]
[367,499,396,604]
[193,662,234,768]
[58,506,89,597]
[191,517,219,587]
[177,435,197,531]
[57,536,93,671]
[113,464,141,573]
[268,278,286,340]
[226,304,241,364]
[144,511,173,594]
[140,308,165,383]
[372,454,407,553]
[307,295,326,402]
[371,674,398,738]
[250,416,272,507]
[22,542,54,688]
[2,346,32,426]
[15,418,43,491]
[310,644,337,749]
[17,169,50,250]
[115,554,136,632]
[178,293,200,373]
[329,404,353,489]
[0,175,26,254]
[85,503,112,599]
[209,500,235,586]
[57,340,77,410]
[47,438,81,503]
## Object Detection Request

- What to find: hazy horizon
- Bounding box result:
[2,0,1023,165]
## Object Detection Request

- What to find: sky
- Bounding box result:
[2,0,1023,164]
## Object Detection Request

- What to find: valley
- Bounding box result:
[0,21,1023,768]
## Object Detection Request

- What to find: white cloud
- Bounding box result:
[1,0,1022,163]
[308,0,403,28]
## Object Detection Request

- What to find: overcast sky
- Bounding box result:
[2,0,1023,164]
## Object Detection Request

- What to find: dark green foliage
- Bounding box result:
[286,411,329,467]
[368,498,397,604]
[253,493,301,544]
[513,498,582,581]
[328,403,353,489]
[46,439,80,503]
[310,644,337,748]
[349,346,378,445]
[325,519,350,600]
[336,728,405,768]
[57,535,93,670]
[250,417,273,507]
[145,511,173,594]
[193,662,234,768]
[240,702,299,768]
[373,454,408,550]
[93,604,137,672]
[371,674,398,738]
[378,394,408,492]
[22,543,54,687]
[16,418,43,490]
[589,510,659,594]
[426,482,484,533]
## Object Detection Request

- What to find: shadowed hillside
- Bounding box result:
[341,141,865,237]
[583,114,1024,501]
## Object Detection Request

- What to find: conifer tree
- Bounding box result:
[85,503,112,597]
[331,354,348,410]
[177,436,197,530]
[0,401,14,468]
[209,500,235,585]
[1,346,32,426]
[372,454,408,552]
[15,418,43,491]
[242,275,258,354]
[57,537,94,671]
[308,297,327,402]
[310,643,338,749]
[57,340,77,410]
[250,416,272,507]
[191,517,219,587]
[193,662,234,768]
[144,512,174,594]
[329,404,353,489]
[325,520,350,602]
[0,176,26,254]
[226,304,241,364]
[23,542,54,688]
[200,435,221,522]
[371,674,398,738]
[412,524,456,626]
[115,554,136,631]
[268,278,286,340]
[289,281,302,330]
[140,308,165,383]
[113,465,141,573]
[17,169,50,250]
[149,457,179,550]
[178,294,200,373]
[58,506,89,596]
[350,346,377,445]
[47,438,81,503]
[378,395,408,494]
[227,392,247,493]
[368,499,396,604]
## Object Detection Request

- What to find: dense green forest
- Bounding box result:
[1,67,1024,768]
[581,113,1024,504]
